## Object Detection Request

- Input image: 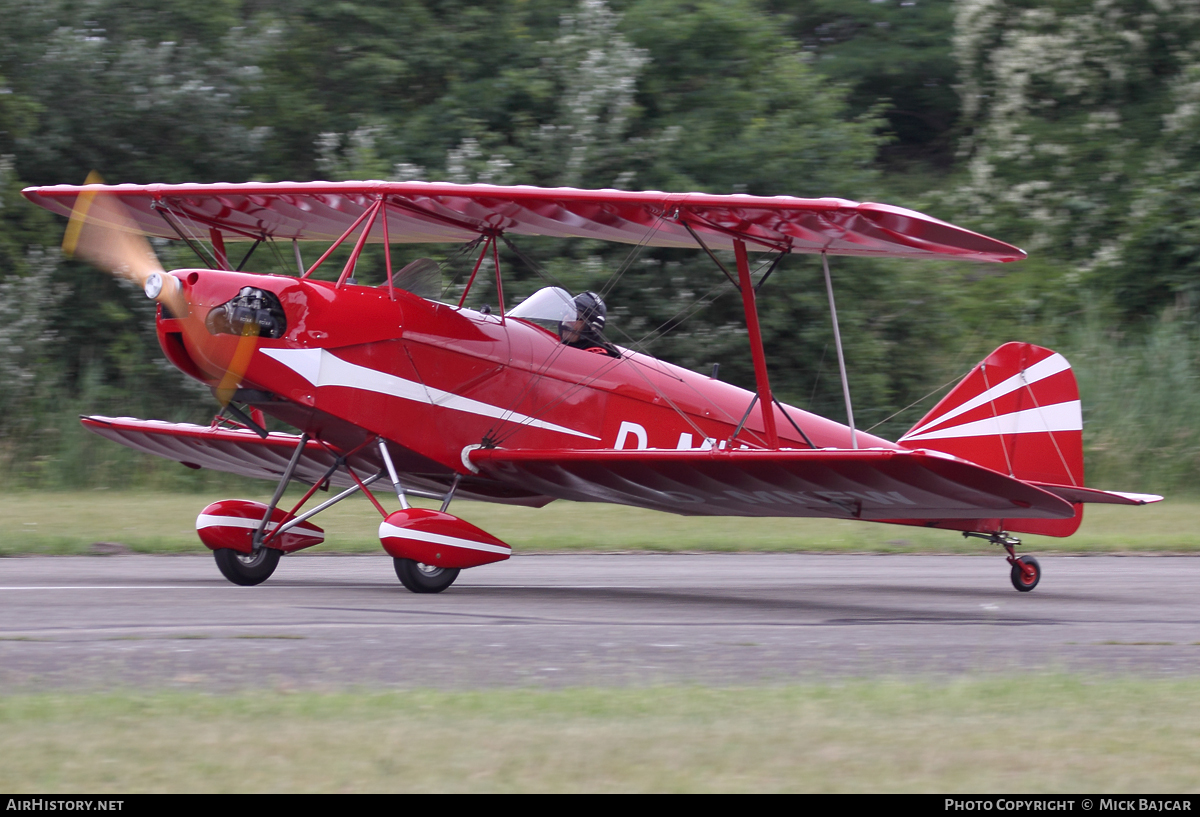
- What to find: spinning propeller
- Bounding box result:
[62,173,262,410]
[61,173,187,319]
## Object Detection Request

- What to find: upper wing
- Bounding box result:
[468,446,1073,520]
[23,181,1024,261]
[81,415,553,507]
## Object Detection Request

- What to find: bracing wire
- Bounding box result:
[863,369,970,435]
[619,249,778,353]
[484,225,782,449]
[438,236,488,301]
[265,237,292,276]
[598,215,665,301]
[154,201,220,269]
[484,219,667,444]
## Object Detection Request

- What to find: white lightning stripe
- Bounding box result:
[901,400,1082,442]
[901,353,1071,441]
[379,522,511,556]
[196,514,323,538]
[262,348,599,440]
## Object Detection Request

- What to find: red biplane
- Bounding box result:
[22,181,1161,592]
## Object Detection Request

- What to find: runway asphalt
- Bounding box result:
[2,553,1199,689]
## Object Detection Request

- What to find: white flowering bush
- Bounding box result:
[951,0,1200,320]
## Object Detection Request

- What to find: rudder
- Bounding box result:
[899,342,1084,488]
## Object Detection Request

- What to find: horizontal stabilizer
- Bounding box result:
[1029,483,1163,506]
[469,447,1075,521]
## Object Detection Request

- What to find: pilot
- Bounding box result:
[561,291,618,356]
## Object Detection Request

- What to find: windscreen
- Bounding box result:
[508,287,577,325]
[393,257,442,299]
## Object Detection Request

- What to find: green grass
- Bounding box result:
[0,490,1193,556]
[1,678,1198,792]
[1070,315,1200,492]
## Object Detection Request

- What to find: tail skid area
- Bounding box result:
[899,342,1160,536]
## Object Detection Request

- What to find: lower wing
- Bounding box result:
[80,415,553,507]
[468,446,1142,523]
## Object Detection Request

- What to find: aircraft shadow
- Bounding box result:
[301,582,1081,626]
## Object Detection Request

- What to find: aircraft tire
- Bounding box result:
[393,558,459,593]
[213,547,281,586]
[1010,555,1041,592]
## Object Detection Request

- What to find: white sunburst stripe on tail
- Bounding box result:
[378,522,511,556]
[196,514,324,537]
[262,347,599,441]
[900,353,1072,441]
[900,400,1082,442]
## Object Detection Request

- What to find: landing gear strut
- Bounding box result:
[964,531,1041,592]
[377,443,510,594]
[199,433,507,593]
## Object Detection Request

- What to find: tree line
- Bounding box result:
[1,0,1197,491]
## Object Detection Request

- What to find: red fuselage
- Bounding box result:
[158,269,893,487]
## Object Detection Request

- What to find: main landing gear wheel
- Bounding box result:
[1010,555,1041,592]
[214,547,281,586]
[394,558,460,594]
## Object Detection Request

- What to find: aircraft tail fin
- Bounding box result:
[898,342,1084,488]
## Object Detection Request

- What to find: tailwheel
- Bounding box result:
[1009,555,1041,593]
[393,558,460,594]
[963,531,1042,593]
[214,547,281,586]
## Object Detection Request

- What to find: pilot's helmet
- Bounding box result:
[574,291,606,333]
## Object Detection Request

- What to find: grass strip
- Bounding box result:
[1,677,1198,792]
[0,491,1195,556]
